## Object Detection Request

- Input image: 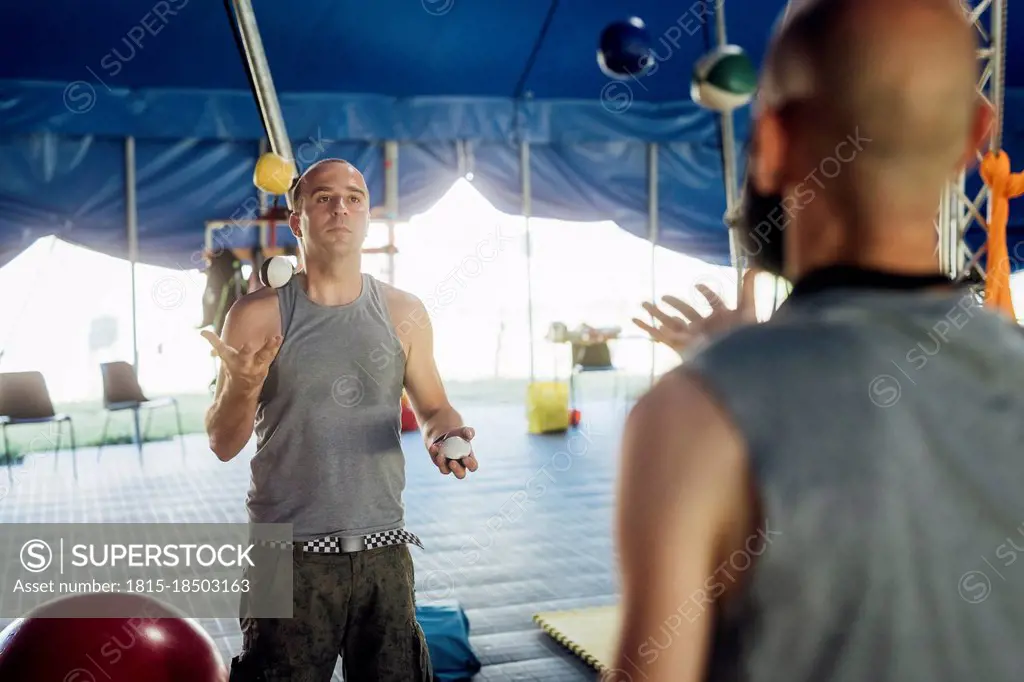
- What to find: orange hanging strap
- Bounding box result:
[979,151,1021,320]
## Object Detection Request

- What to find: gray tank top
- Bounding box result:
[682,286,1024,682]
[248,273,406,541]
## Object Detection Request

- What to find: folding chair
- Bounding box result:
[0,371,76,481]
[98,362,185,467]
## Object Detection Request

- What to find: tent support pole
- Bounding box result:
[230,0,296,209]
[715,0,745,298]
[648,143,659,388]
[385,141,399,285]
[257,137,270,248]
[521,141,535,383]
[125,136,139,374]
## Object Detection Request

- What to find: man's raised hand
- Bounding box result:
[633,269,761,356]
[201,330,283,395]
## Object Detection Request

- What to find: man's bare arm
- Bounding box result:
[205,367,260,462]
[610,371,752,682]
[403,304,461,442]
[395,292,477,478]
[203,294,281,462]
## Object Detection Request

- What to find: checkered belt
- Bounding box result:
[256,528,424,554]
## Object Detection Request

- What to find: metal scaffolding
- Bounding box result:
[938,0,1007,282]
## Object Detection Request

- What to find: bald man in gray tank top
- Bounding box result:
[614,1,1024,681]
[202,158,478,682]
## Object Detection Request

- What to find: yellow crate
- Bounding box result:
[526,381,570,434]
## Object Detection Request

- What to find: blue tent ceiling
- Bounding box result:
[1,0,1022,269]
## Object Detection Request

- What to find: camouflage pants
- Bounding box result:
[229,543,432,682]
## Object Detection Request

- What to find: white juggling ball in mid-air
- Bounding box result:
[259,256,294,289]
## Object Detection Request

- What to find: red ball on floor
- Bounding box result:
[0,593,227,682]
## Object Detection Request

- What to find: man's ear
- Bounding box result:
[749,111,786,195]
[963,99,995,170]
[288,211,302,240]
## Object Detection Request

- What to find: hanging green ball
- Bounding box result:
[691,45,758,113]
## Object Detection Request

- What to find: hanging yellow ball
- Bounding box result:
[253,152,295,195]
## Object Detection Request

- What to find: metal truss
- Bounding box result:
[938,0,1008,283]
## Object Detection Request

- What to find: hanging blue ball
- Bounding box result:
[597,17,654,81]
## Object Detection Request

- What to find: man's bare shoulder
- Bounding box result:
[376,281,432,348]
[378,281,426,318]
[635,368,734,435]
[625,367,754,556]
[223,286,282,341]
[629,367,749,482]
[233,286,279,316]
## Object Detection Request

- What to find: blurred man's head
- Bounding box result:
[288,159,370,263]
[738,0,992,281]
